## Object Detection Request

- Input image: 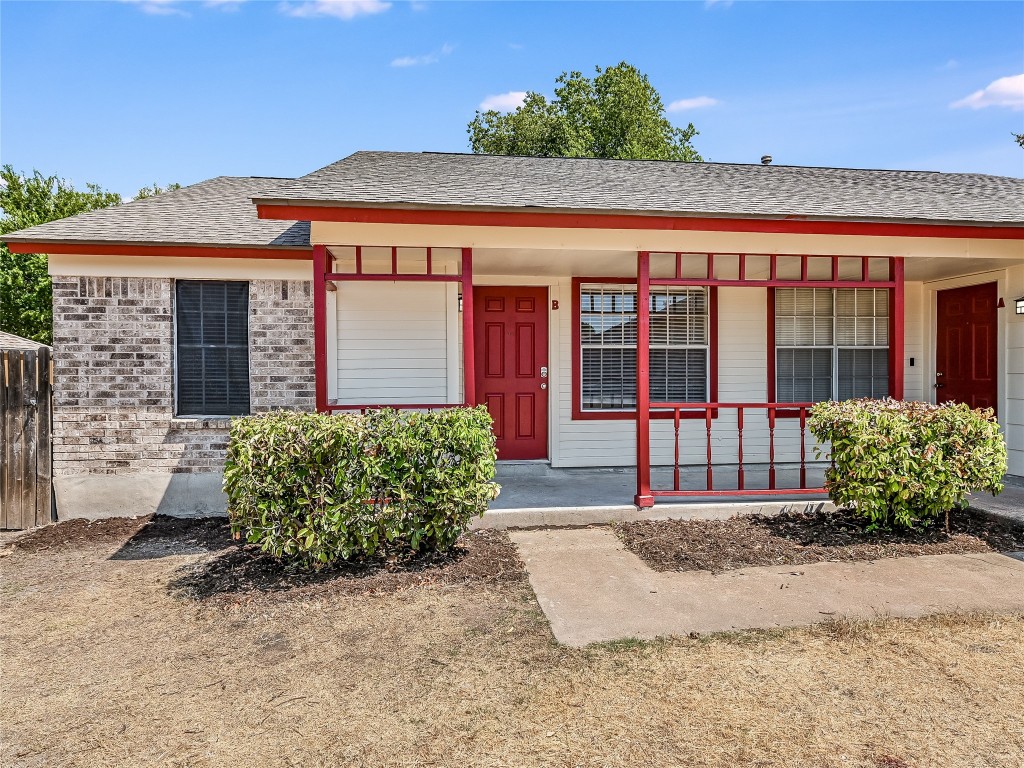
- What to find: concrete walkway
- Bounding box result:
[969,481,1024,527]
[511,527,1024,647]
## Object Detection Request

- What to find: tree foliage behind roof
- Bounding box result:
[467,62,702,162]
[135,182,182,200]
[0,165,122,344]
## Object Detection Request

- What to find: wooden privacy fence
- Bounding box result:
[1,347,53,529]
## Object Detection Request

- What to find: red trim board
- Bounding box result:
[4,241,312,260]
[256,204,1024,240]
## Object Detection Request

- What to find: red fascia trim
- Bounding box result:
[4,241,312,260]
[570,276,719,421]
[255,204,1024,240]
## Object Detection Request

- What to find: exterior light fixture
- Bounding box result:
[1017,297,1024,315]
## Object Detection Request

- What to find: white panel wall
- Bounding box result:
[330,274,955,472]
[553,285,780,468]
[903,281,926,402]
[335,282,455,405]
[1006,264,1024,476]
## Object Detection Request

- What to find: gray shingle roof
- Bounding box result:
[3,176,309,250]
[254,151,1024,226]
[0,331,49,350]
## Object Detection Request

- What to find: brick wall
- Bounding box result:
[51,276,314,476]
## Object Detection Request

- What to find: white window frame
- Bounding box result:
[578,283,711,412]
[774,287,890,403]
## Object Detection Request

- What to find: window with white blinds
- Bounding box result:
[580,284,709,410]
[775,287,889,403]
[175,280,251,417]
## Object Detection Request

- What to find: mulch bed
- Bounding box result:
[5,516,153,553]
[614,508,1024,574]
[4,514,526,602]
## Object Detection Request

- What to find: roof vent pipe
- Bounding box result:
[761,155,773,165]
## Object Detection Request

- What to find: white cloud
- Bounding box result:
[951,74,1024,110]
[479,91,527,112]
[667,96,720,112]
[939,59,959,71]
[704,0,733,8]
[391,42,453,67]
[280,0,391,20]
[123,0,246,14]
[121,0,189,16]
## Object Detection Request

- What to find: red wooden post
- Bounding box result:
[705,407,713,491]
[635,251,654,508]
[737,406,745,490]
[799,407,808,489]
[890,256,905,400]
[312,244,328,413]
[673,409,681,492]
[461,247,476,406]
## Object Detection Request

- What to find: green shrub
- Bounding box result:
[808,398,1006,529]
[224,407,499,568]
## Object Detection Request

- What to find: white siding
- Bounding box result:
[903,281,926,402]
[331,275,939,472]
[335,282,456,405]
[1006,264,1024,476]
[554,286,781,467]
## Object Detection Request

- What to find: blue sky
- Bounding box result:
[2,0,1022,197]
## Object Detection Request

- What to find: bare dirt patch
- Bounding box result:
[2,514,1023,767]
[615,508,1024,573]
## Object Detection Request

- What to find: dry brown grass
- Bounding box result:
[2,520,1023,768]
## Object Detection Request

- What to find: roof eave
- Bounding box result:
[3,239,312,260]
[252,200,1024,240]
[250,198,1023,230]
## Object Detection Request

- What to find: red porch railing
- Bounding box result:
[648,402,826,498]
[635,250,904,507]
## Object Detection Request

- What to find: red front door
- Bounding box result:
[936,282,998,413]
[473,286,549,460]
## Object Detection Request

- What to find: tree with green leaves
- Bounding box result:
[135,182,182,200]
[0,166,122,343]
[1015,132,1024,149]
[468,62,702,162]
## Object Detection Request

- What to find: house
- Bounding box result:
[3,152,1023,518]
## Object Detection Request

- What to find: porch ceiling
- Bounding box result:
[470,248,1023,282]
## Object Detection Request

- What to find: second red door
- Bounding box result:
[473,286,549,460]
[935,281,998,413]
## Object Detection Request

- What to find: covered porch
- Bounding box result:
[305,237,1024,510]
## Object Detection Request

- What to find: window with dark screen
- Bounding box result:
[175,280,250,416]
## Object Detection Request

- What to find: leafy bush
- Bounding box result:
[224,407,499,568]
[808,398,1006,529]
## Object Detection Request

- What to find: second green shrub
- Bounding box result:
[808,398,1005,529]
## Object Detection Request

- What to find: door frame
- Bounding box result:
[924,269,1008,420]
[472,275,560,464]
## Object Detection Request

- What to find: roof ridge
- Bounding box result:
[406,151,1020,180]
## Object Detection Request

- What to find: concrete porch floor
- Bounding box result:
[475,462,832,529]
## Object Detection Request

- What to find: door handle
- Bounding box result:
[934,383,946,389]
[540,366,548,378]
